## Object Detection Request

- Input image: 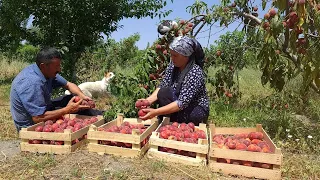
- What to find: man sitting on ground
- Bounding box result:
[10,47,103,132]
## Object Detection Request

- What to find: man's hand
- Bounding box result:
[139,108,158,120]
[66,97,90,114]
[79,95,92,101]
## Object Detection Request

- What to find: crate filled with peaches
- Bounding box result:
[147,117,209,166]
[87,113,158,158]
[19,114,104,154]
[209,124,283,180]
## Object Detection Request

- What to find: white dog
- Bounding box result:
[65,72,115,98]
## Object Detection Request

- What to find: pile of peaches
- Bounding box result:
[213,132,273,168]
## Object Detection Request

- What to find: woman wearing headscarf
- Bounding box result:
[139,36,209,125]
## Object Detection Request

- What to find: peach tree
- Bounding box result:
[185,0,320,96]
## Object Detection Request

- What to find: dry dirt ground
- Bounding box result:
[0,141,247,180]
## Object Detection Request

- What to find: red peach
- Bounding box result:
[35,126,43,132]
[187,122,195,130]
[251,139,262,145]
[235,143,247,151]
[242,161,252,166]
[172,122,179,127]
[45,120,54,125]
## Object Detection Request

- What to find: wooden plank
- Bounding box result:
[88,131,140,144]
[20,142,70,154]
[140,141,150,156]
[88,143,141,158]
[139,120,158,142]
[99,120,117,129]
[116,113,124,126]
[147,148,206,167]
[149,136,208,154]
[71,139,87,152]
[261,128,278,152]
[210,148,282,165]
[214,127,257,135]
[210,162,281,180]
[19,131,70,141]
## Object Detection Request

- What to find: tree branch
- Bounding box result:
[193,21,207,37]
[232,11,262,25]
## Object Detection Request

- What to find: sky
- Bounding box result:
[108,0,270,50]
[109,0,234,49]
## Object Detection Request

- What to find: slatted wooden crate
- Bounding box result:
[87,113,158,158]
[209,124,282,180]
[147,117,209,166]
[20,114,104,154]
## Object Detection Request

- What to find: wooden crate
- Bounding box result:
[87,113,158,158]
[147,117,209,166]
[209,124,282,180]
[19,114,104,154]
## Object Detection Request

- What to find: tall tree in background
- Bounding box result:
[0,0,171,80]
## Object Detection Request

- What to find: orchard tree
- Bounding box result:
[0,0,172,81]
[186,0,320,94]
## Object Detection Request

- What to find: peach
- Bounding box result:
[196,130,206,139]
[247,144,257,152]
[43,125,53,132]
[261,147,271,153]
[261,163,272,169]
[32,139,42,144]
[234,133,247,139]
[253,162,262,167]
[258,141,269,149]
[168,135,177,141]
[67,119,76,127]
[124,143,132,148]
[138,109,147,117]
[251,139,262,145]
[160,131,169,139]
[235,143,247,151]
[74,96,81,102]
[158,126,167,132]
[42,140,50,144]
[231,160,242,165]
[55,141,64,145]
[187,122,195,130]
[35,125,43,132]
[239,139,251,147]
[190,133,199,140]
[226,140,237,149]
[122,121,130,126]
[175,132,184,141]
[45,120,54,125]
[172,122,179,127]
[248,132,264,140]
[242,161,252,166]
[56,119,64,125]
[183,131,191,138]
[168,125,177,131]
[51,123,60,131]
